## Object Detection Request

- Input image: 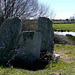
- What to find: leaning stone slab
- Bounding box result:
[16,30,41,64]
[0,17,22,61]
[38,17,54,53]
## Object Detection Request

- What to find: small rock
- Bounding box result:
[53,54,60,62]
[51,72,59,75]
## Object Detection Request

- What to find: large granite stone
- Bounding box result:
[16,30,41,64]
[38,17,54,53]
[0,17,22,61]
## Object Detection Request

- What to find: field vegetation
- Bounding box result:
[53,23,75,32]
[66,34,75,41]
[0,44,75,75]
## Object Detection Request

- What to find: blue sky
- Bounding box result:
[38,0,75,19]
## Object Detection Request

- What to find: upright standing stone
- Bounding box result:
[38,17,54,53]
[0,17,22,61]
[16,30,41,64]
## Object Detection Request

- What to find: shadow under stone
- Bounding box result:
[5,51,53,71]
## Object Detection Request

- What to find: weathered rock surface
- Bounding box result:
[38,17,54,53]
[16,30,41,64]
[0,17,22,61]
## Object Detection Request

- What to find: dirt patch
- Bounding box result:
[54,50,75,63]
[54,34,75,45]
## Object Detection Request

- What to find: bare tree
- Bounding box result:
[37,3,56,19]
[0,0,38,25]
[0,0,55,25]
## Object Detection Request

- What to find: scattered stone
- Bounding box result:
[38,17,54,53]
[51,72,59,75]
[53,54,60,62]
[59,69,64,72]
[0,17,22,61]
[54,54,60,58]
[16,30,41,64]
[0,72,3,74]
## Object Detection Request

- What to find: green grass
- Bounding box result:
[66,34,75,41]
[54,44,75,60]
[53,20,67,24]
[0,44,75,75]
[53,23,75,32]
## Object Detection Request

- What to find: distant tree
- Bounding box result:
[71,19,74,21]
[70,14,75,21]
[66,19,69,21]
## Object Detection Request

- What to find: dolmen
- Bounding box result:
[0,17,54,65]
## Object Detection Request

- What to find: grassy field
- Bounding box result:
[0,44,75,75]
[53,20,75,24]
[53,23,75,32]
